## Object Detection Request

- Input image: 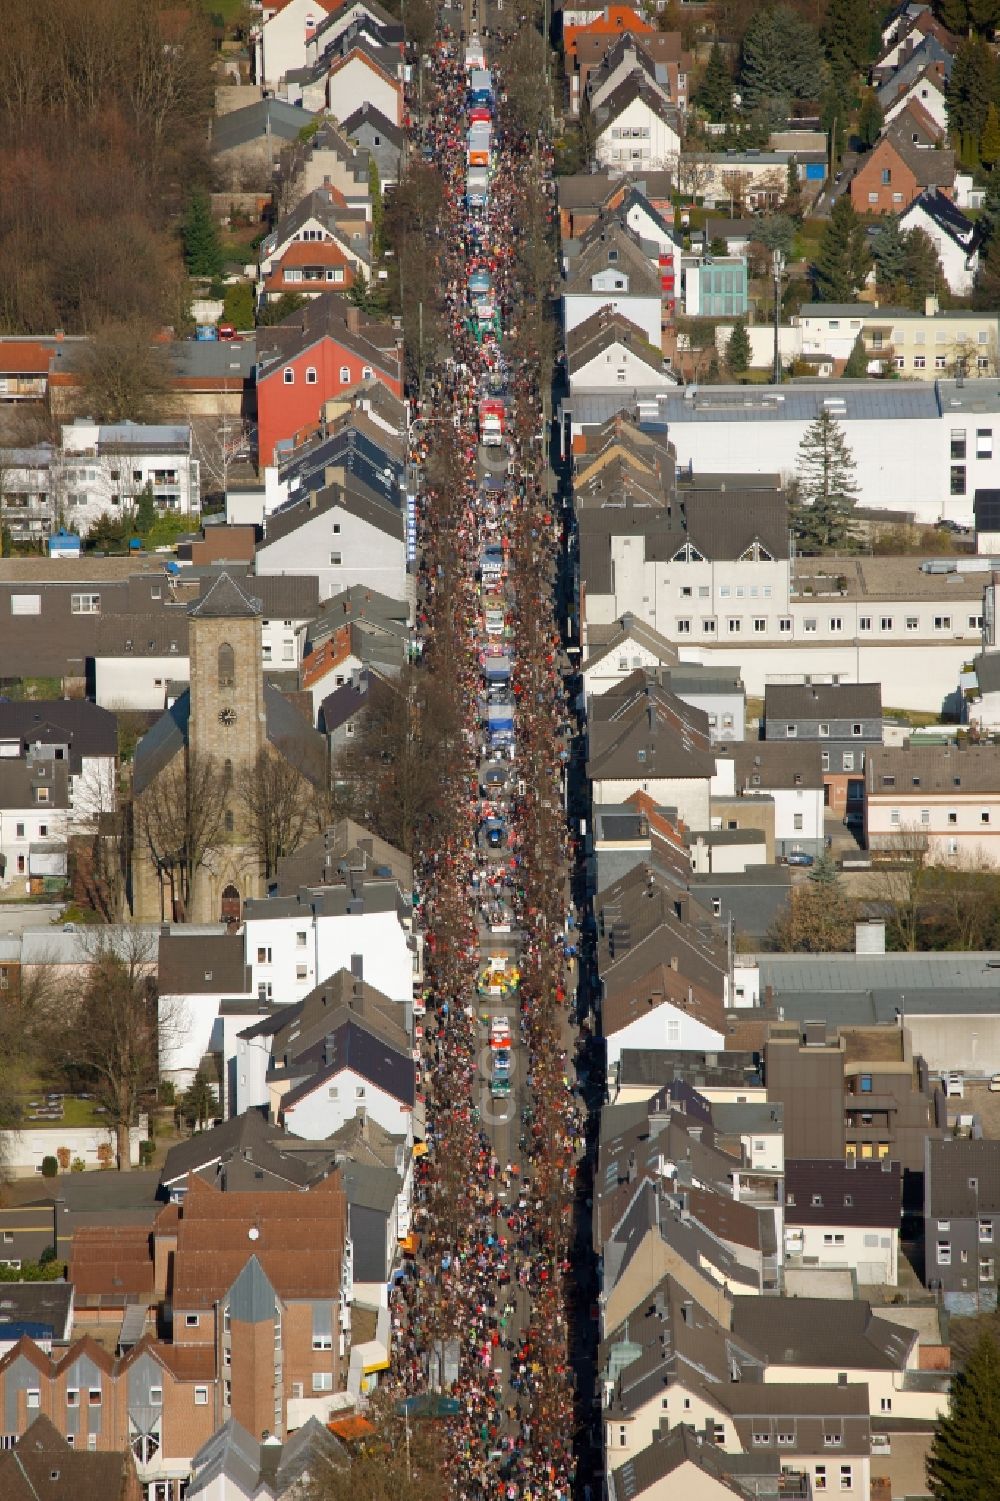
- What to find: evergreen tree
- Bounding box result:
[937,0,968,32]
[946,37,997,149]
[134,483,156,539]
[969,0,1000,36]
[181,190,224,279]
[982,100,1000,165]
[822,0,878,80]
[856,91,884,150]
[808,850,841,886]
[726,318,751,375]
[927,1333,1000,1501]
[871,217,908,290]
[843,334,869,378]
[974,232,1000,306]
[739,6,823,111]
[979,175,1000,242]
[792,409,860,552]
[696,42,732,121]
[812,196,870,302]
[901,227,944,308]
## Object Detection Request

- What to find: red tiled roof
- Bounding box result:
[0,342,52,374]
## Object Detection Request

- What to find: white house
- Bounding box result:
[256,0,340,88]
[594,77,681,177]
[321,49,402,125]
[562,223,664,349]
[274,1019,415,1140]
[254,484,406,602]
[157,928,256,1092]
[899,191,982,296]
[244,884,417,1009]
[784,1160,900,1287]
[59,419,201,536]
[883,64,948,136]
[718,741,826,861]
[567,308,670,395]
[865,742,1000,866]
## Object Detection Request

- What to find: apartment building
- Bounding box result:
[924,1137,1000,1311]
[865,742,1000,864]
[783,1158,901,1285]
[799,299,999,379]
[763,682,882,818]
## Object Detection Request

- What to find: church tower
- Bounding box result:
[186,573,267,923]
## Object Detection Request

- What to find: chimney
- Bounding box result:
[925,295,939,317]
[346,305,361,334]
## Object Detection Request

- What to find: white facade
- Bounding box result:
[884,74,948,134]
[59,420,201,536]
[898,198,979,296]
[279,1064,411,1139]
[783,1220,899,1285]
[591,771,711,828]
[595,96,680,177]
[570,337,669,394]
[729,785,824,858]
[257,0,328,87]
[245,905,415,1008]
[255,499,406,602]
[322,55,401,124]
[95,656,191,713]
[1,1120,146,1176]
[603,999,725,1068]
[866,793,1000,866]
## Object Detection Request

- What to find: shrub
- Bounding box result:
[41,1156,58,1178]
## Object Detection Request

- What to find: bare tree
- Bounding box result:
[134,749,228,921]
[40,927,161,1170]
[240,748,328,883]
[861,831,930,952]
[77,322,171,424]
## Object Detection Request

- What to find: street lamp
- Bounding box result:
[772,249,785,386]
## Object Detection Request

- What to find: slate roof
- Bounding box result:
[0,1414,137,1501]
[0,700,118,767]
[212,99,318,154]
[280,1016,415,1110]
[926,1137,1000,1216]
[588,669,715,782]
[730,1297,916,1370]
[564,221,661,298]
[903,187,979,249]
[341,100,407,147]
[867,742,1000,795]
[567,305,665,376]
[188,569,262,619]
[0,1283,73,1341]
[724,740,825,791]
[157,930,250,995]
[608,1424,785,1501]
[784,1159,901,1227]
[583,614,679,674]
[271,816,411,896]
[159,1110,318,1191]
[763,681,882,723]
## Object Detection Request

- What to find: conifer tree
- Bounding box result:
[696,43,732,121]
[792,409,860,552]
[843,334,869,379]
[927,1333,1000,1501]
[981,101,1000,167]
[726,319,751,375]
[812,197,869,303]
[739,6,823,111]
[182,190,224,279]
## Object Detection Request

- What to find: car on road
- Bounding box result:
[484,817,506,848]
[491,1016,511,1047]
[490,1076,511,1098]
[786,851,814,867]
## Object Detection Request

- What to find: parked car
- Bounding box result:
[786,851,814,867]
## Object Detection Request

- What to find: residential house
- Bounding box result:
[587,670,717,819]
[923,1137,1000,1311]
[0,1284,73,1354]
[258,187,372,289]
[783,1158,901,1286]
[571,28,689,118]
[296,41,403,124]
[899,190,983,296]
[255,0,342,88]
[0,700,117,894]
[729,1296,949,1420]
[873,6,957,81]
[0,1414,141,1501]
[567,306,670,395]
[261,238,363,305]
[157,927,254,1095]
[880,59,948,137]
[186,1416,346,1501]
[593,77,682,180]
[0,338,57,404]
[850,126,955,216]
[865,742,1000,864]
[268,1013,415,1141]
[211,99,320,191]
[563,3,655,61]
[582,615,679,698]
[341,102,405,185]
[304,0,403,68]
[692,151,826,213]
[282,120,373,217]
[595,863,728,1066]
[255,299,403,468]
[605,1423,804,1501]
[802,298,999,379]
[763,682,882,820]
[254,479,405,604]
[714,741,825,861]
[697,1383,872,1501]
[562,220,664,349]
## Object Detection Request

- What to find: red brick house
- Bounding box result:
[256,299,403,466]
[850,129,955,216]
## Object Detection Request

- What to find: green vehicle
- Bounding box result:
[490,1076,512,1099]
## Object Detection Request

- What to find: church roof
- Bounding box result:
[188,570,262,619]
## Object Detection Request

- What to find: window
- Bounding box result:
[881,167,891,185]
[312,1333,334,1350]
[804,618,818,633]
[777,1432,794,1446]
[818,722,830,737]
[753,617,766,633]
[66,1389,79,1407]
[905,615,919,632]
[948,811,957,825]
[921,809,930,826]
[880,1397,892,1413]
[815,1467,827,1492]
[934,616,952,631]
[218,641,235,689]
[149,1387,162,1406]
[71,593,100,614]
[823,1233,846,1246]
[952,429,967,460]
[778,617,792,634]
[305,366,318,385]
[970,614,984,630]
[977,428,993,458]
[938,1241,952,1265]
[823,1432,843,1447]
[840,1467,853,1490]
[983,810,991,825]
[702,618,716,633]
[821,751,830,771]
[890,808,901,826]
[676,618,691,635]
[860,1074,872,1092]
[752,1431,771,1446]
[914,356,926,370]
[15,823,24,838]
[980,1220,994,1243]
[728,618,742,634]
[935,355,946,371]
[829,617,843,633]
[195,1387,209,1406]
[880,616,894,632]
[296,930,307,948]
[185,1314,199,1328]
[793,814,804,831]
[785,724,797,738]
[88,1389,101,1406]
[340,366,351,384]
[296,964,308,981]
[952,465,967,496]
[868,192,878,205]
[859,615,872,632]
[330,552,342,565]
[313,1372,334,1392]
[362,366,373,380]
[980,1258,994,1280]
[283,368,295,384]
[35,787,49,805]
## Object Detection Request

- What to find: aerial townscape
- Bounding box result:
[10,0,1000,1499]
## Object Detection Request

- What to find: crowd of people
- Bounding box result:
[385,18,587,1500]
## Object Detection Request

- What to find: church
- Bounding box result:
[131,572,327,924]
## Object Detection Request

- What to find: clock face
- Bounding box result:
[218,707,237,727]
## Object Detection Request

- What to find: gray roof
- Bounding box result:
[868,742,1000,796]
[784,1158,901,1227]
[973,651,1000,695]
[723,740,824,791]
[229,1254,277,1324]
[158,929,249,995]
[926,1137,1000,1216]
[211,99,318,155]
[188,1414,348,1500]
[188,570,262,619]
[280,1017,414,1109]
[730,1297,916,1370]
[0,701,118,772]
[764,682,882,722]
[0,1282,73,1340]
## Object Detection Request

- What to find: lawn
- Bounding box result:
[16,1083,107,1130]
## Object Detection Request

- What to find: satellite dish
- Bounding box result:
[248,1226,260,1241]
